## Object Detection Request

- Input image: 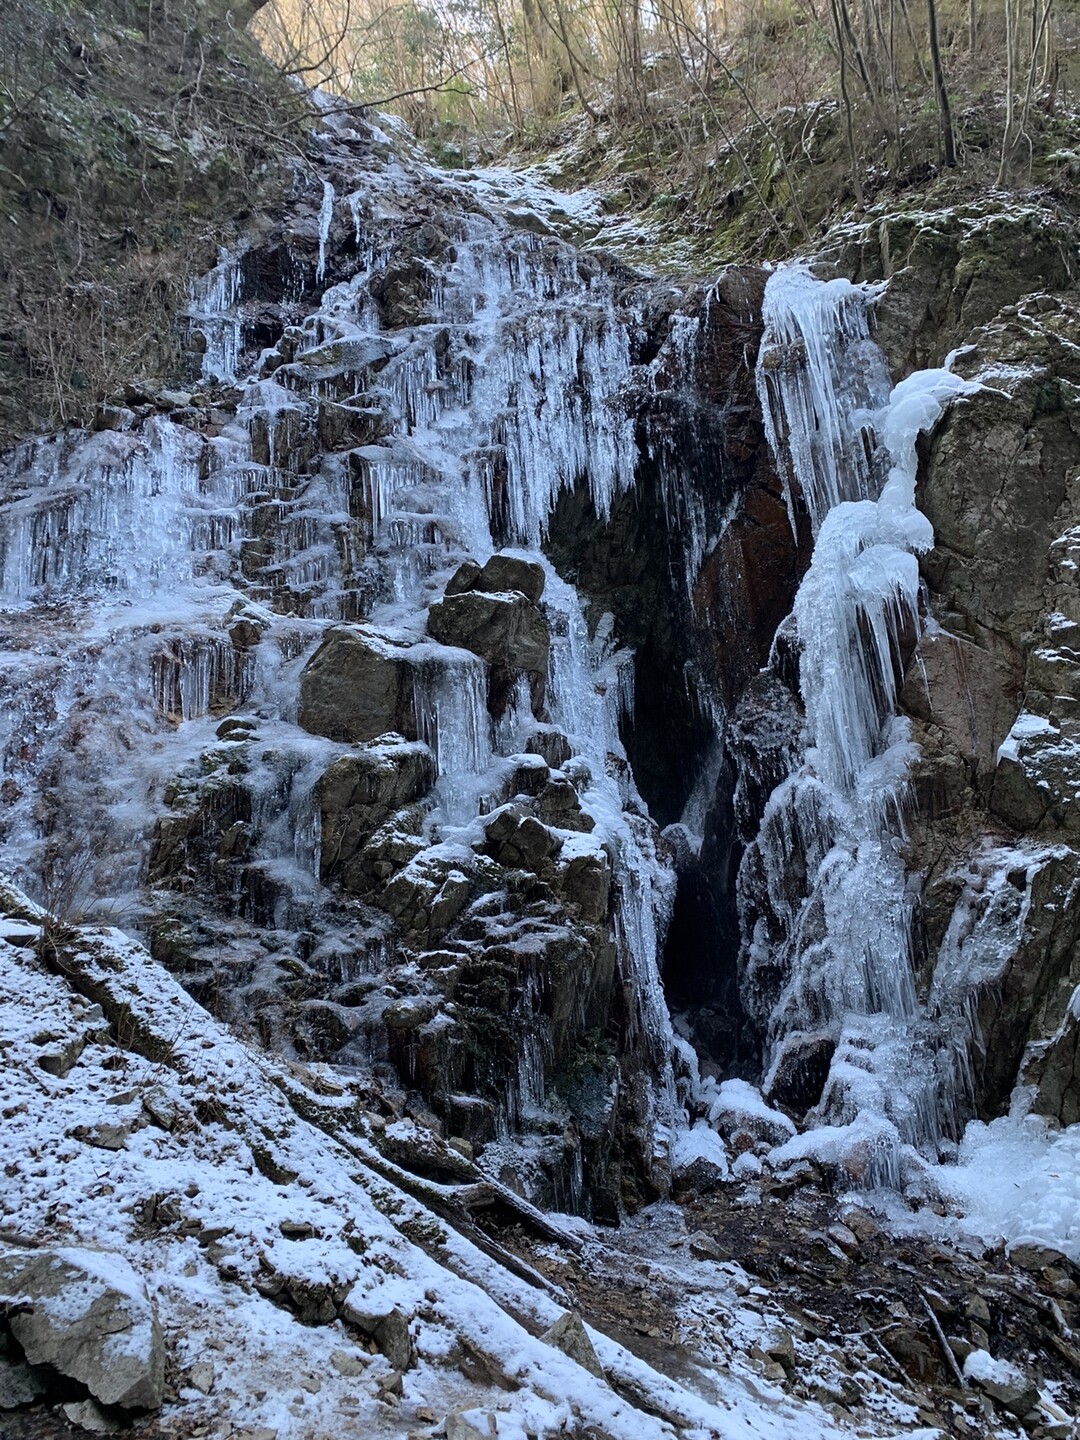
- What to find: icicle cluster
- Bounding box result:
[744,264,975,1181]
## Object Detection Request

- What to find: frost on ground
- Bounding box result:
[0,886,903,1440]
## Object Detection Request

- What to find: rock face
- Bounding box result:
[299,627,422,743]
[0,1245,165,1410]
[427,561,550,716]
[893,288,1080,1126]
[824,203,1078,377]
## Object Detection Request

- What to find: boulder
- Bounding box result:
[427,591,549,715]
[539,1311,604,1379]
[299,627,421,743]
[0,1353,49,1408]
[708,1077,796,1147]
[504,753,550,798]
[524,725,572,769]
[538,777,594,833]
[445,558,482,596]
[553,850,611,924]
[340,1287,416,1372]
[962,1348,1039,1417]
[447,1094,498,1144]
[476,553,546,605]
[376,854,473,940]
[765,1032,835,1114]
[346,809,429,895]
[0,1245,165,1410]
[671,1122,730,1197]
[482,808,560,872]
[443,552,546,605]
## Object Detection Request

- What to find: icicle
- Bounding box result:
[412,651,493,827]
[316,180,335,285]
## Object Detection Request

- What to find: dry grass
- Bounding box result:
[0,0,307,446]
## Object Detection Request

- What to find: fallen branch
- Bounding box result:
[918,1289,966,1388]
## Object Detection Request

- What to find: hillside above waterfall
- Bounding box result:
[6,6,1080,1439]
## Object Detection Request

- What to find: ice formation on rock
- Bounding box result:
[746,265,976,1183]
[0,106,676,1205]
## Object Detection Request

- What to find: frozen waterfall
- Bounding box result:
[0,117,679,1206]
[745,264,976,1184]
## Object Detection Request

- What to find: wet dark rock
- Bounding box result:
[447,1094,498,1144]
[427,590,549,717]
[823,204,1078,377]
[537,777,594,833]
[553,851,611,925]
[299,627,421,743]
[349,810,430,895]
[766,1033,835,1114]
[899,630,1021,783]
[504,754,550,798]
[445,559,482,596]
[369,222,454,329]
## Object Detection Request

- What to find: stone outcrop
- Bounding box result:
[427,556,551,716]
[823,202,1078,377]
[0,1245,165,1411]
[299,627,422,743]
[316,737,437,892]
[895,289,1080,1127]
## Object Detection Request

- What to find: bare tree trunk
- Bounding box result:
[925,0,957,165]
[830,0,865,204]
[998,0,1017,182]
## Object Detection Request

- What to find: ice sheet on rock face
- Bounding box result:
[745,266,981,1174]
[756,265,892,536]
[0,422,206,607]
[412,649,493,828]
[188,254,243,384]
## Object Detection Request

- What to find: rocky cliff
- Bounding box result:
[5,66,1080,1440]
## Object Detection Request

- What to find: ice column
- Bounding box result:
[316,180,335,285]
[755,267,893,535]
[747,264,975,1171]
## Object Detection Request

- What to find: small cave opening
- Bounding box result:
[655,750,763,1081]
